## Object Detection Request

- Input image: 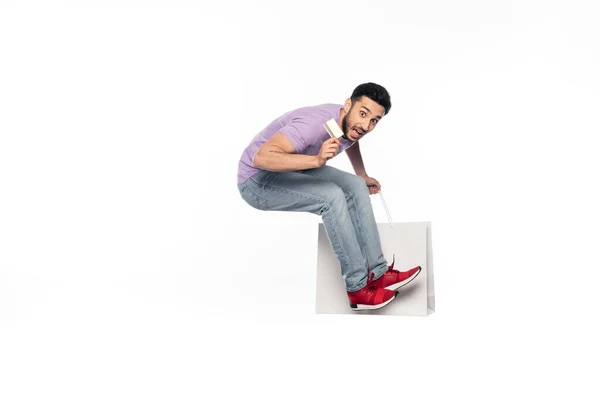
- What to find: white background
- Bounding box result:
[1,0,599,398]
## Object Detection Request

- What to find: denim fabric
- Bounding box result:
[237,166,388,292]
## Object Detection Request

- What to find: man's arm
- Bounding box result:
[345,141,368,177]
[253,132,321,171]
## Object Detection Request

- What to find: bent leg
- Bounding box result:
[238,170,369,291]
[300,166,388,280]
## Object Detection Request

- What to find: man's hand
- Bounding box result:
[362,175,381,195]
[316,137,340,167]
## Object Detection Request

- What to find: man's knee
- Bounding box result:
[347,174,369,197]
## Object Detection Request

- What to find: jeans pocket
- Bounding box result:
[239,185,268,210]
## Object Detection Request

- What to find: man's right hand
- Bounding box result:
[316,137,340,167]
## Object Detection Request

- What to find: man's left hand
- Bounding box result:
[362,175,381,195]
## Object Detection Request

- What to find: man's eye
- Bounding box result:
[360,112,366,117]
[372,119,377,125]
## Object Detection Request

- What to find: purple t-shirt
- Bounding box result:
[237,103,355,184]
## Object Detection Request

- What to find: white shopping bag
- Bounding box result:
[315,220,435,316]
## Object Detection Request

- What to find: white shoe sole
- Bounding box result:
[350,291,398,311]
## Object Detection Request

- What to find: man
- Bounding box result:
[236,82,421,311]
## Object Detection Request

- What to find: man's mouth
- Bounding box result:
[350,128,363,139]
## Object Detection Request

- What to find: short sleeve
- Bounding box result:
[279,118,317,154]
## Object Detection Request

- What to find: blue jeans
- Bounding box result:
[237,166,388,292]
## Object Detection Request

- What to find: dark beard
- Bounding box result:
[341,115,350,140]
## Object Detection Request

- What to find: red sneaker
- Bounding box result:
[370,254,421,291]
[347,270,397,311]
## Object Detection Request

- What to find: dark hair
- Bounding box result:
[351,82,391,116]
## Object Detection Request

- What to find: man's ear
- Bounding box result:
[344,98,352,113]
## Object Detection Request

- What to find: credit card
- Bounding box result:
[323,118,344,139]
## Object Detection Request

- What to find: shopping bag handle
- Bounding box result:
[379,189,394,228]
